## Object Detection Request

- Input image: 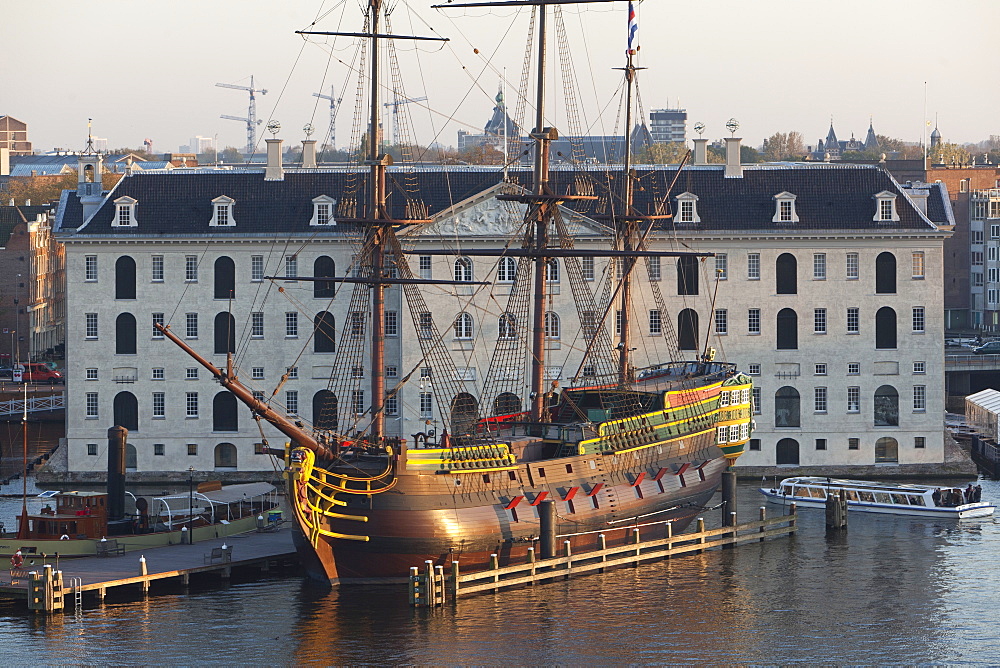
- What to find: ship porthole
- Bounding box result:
[455,479,462,486]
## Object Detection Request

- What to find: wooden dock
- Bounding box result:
[0,525,297,611]
[410,506,797,606]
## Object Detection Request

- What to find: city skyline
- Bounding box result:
[5,0,997,155]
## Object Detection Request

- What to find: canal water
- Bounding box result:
[1,478,999,664]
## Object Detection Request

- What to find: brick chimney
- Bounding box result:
[724,137,743,178]
[265,138,284,181]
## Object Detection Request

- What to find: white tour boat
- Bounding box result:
[759,476,995,519]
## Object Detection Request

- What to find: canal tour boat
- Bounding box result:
[759,477,995,519]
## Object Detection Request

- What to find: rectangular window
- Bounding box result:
[880,199,893,221]
[85,255,98,281]
[418,313,433,339]
[152,367,164,380]
[813,253,826,280]
[816,438,827,451]
[747,253,760,280]
[814,387,827,413]
[974,230,986,245]
[252,390,265,403]
[252,367,264,380]
[186,367,198,380]
[86,392,98,418]
[87,443,98,456]
[911,251,925,279]
[185,255,198,281]
[748,308,761,335]
[815,363,827,375]
[847,386,860,413]
[848,362,860,375]
[814,308,827,334]
[186,392,199,418]
[749,438,761,451]
[752,387,762,415]
[420,392,433,417]
[680,200,694,223]
[386,365,398,378]
[974,271,985,287]
[286,366,298,379]
[974,201,988,220]
[154,443,165,456]
[385,394,399,416]
[86,368,98,380]
[251,312,264,338]
[251,255,264,282]
[185,313,198,338]
[187,443,198,456]
[915,436,926,449]
[912,307,925,333]
[352,390,365,415]
[419,255,432,280]
[350,312,365,339]
[152,392,165,418]
[847,307,859,334]
[286,390,299,415]
[648,256,661,282]
[285,255,298,280]
[151,255,164,282]
[848,437,860,450]
[85,313,98,339]
[913,385,926,411]
[385,311,399,337]
[581,256,594,281]
[748,363,761,375]
[973,251,984,266]
[913,361,926,374]
[152,312,164,339]
[992,224,1000,239]
[285,312,298,337]
[846,253,859,280]
[714,309,728,335]
[615,310,623,335]
[648,310,662,336]
[715,253,728,280]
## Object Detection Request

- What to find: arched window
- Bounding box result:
[214,256,236,299]
[125,443,137,471]
[875,436,899,463]
[875,252,896,294]
[497,257,517,282]
[313,390,338,431]
[498,313,516,339]
[546,258,560,282]
[115,256,136,300]
[213,392,238,432]
[875,307,897,350]
[874,385,899,426]
[454,257,473,282]
[776,253,797,294]
[113,391,139,432]
[774,386,800,427]
[677,309,698,351]
[677,256,699,295]
[450,392,479,435]
[494,392,521,416]
[544,312,560,339]
[314,312,336,353]
[214,312,235,354]
[776,308,798,350]
[776,438,800,465]
[314,256,336,298]
[115,313,137,355]
[454,313,474,339]
[214,443,238,470]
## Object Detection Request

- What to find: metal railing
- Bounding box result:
[0,393,65,416]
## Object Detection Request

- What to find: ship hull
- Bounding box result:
[289,432,729,584]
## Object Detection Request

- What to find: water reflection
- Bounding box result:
[0,479,998,663]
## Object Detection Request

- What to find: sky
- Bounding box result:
[5,0,998,156]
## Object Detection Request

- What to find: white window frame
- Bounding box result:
[873,191,900,222]
[675,192,701,224]
[251,255,264,282]
[747,253,760,280]
[309,195,337,226]
[772,192,799,223]
[285,312,299,338]
[113,196,138,227]
[813,253,826,280]
[209,195,236,227]
[814,308,827,334]
[251,312,264,338]
[454,312,474,339]
[748,308,761,335]
[419,256,432,280]
[186,392,199,418]
[152,313,164,339]
[86,392,99,418]
[912,307,925,333]
[846,252,859,280]
[913,385,926,412]
[497,257,517,283]
[714,309,728,335]
[151,255,164,282]
[847,386,860,413]
[85,255,98,281]
[185,255,198,282]
[911,251,925,279]
[715,253,727,280]
[85,313,98,339]
[648,309,662,336]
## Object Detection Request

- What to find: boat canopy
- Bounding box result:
[153,482,277,527]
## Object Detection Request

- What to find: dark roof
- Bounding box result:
[0,205,49,245]
[57,162,939,238]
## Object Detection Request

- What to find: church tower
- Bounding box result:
[77,119,105,221]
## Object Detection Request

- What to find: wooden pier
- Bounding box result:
[410,505,797,606]
[1,526,296,612]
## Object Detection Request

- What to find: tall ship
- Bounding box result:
[159,0,753,583]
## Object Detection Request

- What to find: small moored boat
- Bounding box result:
[759,477,995,519]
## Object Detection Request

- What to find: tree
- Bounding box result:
[218,146,243,163]
[461,143,505,165]
[637,142,688,164]
[107,147,155,160]
[761,132,806,161]
[929,142,972,165]
[5,170,122,206]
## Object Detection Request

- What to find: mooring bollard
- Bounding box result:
[425,560,435,606]
[759,506,767,542]
[563,540,572,579]
[632,527,641,563]
[696,517,706,553]
[408,566,419,606]
[451,561,460,600]
[665,521,673,559]
[490,553,499,587]
[598,534,607,571]
[139,555,149,595]
[789,502,797,528]
[721,470,737,526]
[526,547,536,583]
[539,500,556,559]
[434,565,444,606]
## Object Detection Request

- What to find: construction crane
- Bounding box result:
[383,96,427,146]
[216,76,267,156]
[312,86,343,156]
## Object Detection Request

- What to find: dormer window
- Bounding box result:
[210,196,236,227]
[675,192,700,224]
[772,192,799,223]
[873,191,900,223]
[310,195,337,226]
[113,196,138,227]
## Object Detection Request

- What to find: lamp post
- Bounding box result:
[14,273,21,364]
[187,466,195,544]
